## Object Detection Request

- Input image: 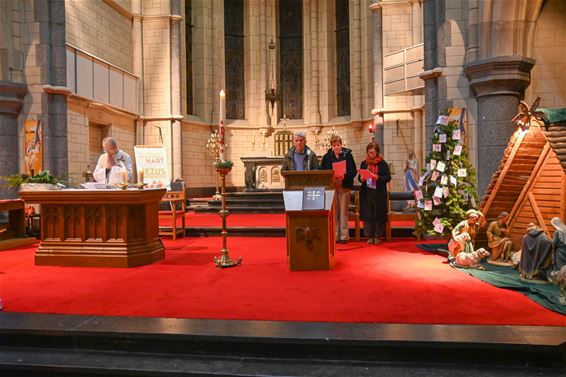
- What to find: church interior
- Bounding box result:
[0,0,565,375]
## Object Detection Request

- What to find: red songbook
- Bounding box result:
[332,160,346,177]
[358,169,374,180]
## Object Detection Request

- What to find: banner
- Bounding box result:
[134,145,170,188]
[24,120,42,175]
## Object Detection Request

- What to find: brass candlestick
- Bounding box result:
[214,165,242,269]
[206,131,223,201]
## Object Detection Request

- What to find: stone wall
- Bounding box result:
[66,0,133,72]
[526,0,566,107]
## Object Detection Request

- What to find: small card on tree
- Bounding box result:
[302,187,325,210]
[453,145,463,156]
[414,189,423,200]
[450,175,458,186]
[434,186,444,198]
[425,200,433,211]
[432,144,441,152]
[452,129,461,140]
[431,171,440,181]
[433,217,441,226]
[470,196,477,208]
[443,187,450,198]
[332,160,346,177]
[430,159,437,170]
[434,222,445,233]
[417,200,425,209]
[437,115,449,126]
[436,161,446,172]
[441,175,448,185]
[418,175,425,186]
[457,168,467,177]
[439,134,447,143]
[433,196,442,206]
[446,149,451,160]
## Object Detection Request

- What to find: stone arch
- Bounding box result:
[477,0,544,59]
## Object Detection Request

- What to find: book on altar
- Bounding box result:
[358,169,374,180]
[302,187,325,210]
[332,160,346,177]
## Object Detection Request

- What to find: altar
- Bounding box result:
[18,189,166,267]
[241,157,285,191]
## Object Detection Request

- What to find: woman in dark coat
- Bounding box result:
[359,142,391,244]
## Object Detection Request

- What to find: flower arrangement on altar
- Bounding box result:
[2,170,63,188]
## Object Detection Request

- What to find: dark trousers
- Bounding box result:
[364,221,384,238]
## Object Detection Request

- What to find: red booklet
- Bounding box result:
[332,160,346,176]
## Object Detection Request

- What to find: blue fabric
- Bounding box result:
[293,151,306,171]
[405,170,418,192]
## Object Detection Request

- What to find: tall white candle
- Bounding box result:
[219,90,226,161]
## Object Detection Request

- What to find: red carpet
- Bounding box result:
[163,212,415,229]
[0,237,564,326]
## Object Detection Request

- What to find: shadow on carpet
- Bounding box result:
[455,263,566,315]
[417,243,449,257]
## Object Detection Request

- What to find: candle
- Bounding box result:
[121,169,129,184]
[219,90,226,161]
[137,170,144,184]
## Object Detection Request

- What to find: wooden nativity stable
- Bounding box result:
[479,103,566,249]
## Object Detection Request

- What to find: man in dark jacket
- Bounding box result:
[281,131,319,171]
[320,135,357,243]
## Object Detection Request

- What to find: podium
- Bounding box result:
[282,170,336,271]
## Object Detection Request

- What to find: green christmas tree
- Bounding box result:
[416,109,479,238]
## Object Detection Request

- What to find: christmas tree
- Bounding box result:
[415,108,479,238]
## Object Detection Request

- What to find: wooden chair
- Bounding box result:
[158,188,186,240]
[385,191,419,241]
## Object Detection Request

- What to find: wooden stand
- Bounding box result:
[282,170,336,271]
[281,170,334,190]
[0,199,37,251]
[19,189,166,267]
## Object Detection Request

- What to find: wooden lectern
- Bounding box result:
[281,170,336,271]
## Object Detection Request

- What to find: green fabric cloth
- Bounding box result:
[455,263,566,315]
[540,108,566,125]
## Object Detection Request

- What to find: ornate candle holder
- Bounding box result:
[213,160,242,269]
[206,130,223,201]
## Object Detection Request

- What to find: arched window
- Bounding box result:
[279,0,303,119]
[185,0,193,115]
[336,0,350,116]
[224,0,245,119]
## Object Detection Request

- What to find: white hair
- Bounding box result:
[102,137,117,147]
[293,131,306,140]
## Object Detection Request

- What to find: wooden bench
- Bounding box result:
[0,199,37,250]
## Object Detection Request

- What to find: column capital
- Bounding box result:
[0,81,26,115]
[465,56,535,99]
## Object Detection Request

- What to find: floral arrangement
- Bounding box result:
[2,170,62,188]
[214,160,234,169]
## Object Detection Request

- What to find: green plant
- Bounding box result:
[2,170,61,188]
[214,160,234,169]
[416,109,479,238]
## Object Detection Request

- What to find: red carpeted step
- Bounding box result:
[0,238,563,326]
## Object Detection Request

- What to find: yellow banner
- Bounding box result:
[24,120,42,175]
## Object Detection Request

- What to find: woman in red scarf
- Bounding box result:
[358,142,391,244]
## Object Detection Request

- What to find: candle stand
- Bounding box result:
[214,165,242,268]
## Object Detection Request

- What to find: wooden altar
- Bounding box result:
[19,189,166,267]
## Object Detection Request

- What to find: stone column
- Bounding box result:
[309,0,321,125]
[0,81,26,198]
[465,56,535,196]
[132,0,144,146]
[37,0,68,178]
[422,0,448,153]
[171,0,183,179]
[350,0,362,121]
[370,1,384,147]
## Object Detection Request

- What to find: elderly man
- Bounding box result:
[281,131,319,171]
[93,137,133,184]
